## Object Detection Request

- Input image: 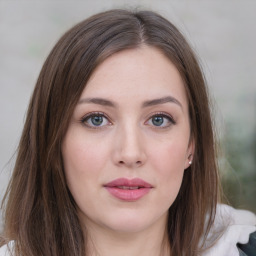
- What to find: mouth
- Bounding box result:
[104,178,153,201]
[116,186,141,190]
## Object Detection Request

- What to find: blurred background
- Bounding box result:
[0,0,255,232]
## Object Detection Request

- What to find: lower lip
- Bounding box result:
[105,187,151,201]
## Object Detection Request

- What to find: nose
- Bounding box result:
[112,125,147,168]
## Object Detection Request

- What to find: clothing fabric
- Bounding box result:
[201,204,256,255]
[0,241,14,256]
[0,204,255,256]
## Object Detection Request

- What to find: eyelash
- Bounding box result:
[80,112,112,129]
[145,112,176,129]
[80,112,176,129]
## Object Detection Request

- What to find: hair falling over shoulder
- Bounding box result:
[1,9,219,256]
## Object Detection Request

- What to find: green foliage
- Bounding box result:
[220,122,256,213]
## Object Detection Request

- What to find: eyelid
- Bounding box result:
[145,111,176,127]
[79,111,175,129]
[80,111,112,129]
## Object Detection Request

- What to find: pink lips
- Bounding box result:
[104,178,153,201]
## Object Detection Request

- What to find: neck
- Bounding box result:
[83,217,171,256]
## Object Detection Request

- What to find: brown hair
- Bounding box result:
[1,9,219,256]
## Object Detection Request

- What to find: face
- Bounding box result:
[62,46,194,235]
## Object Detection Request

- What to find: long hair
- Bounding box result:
[1,9,219,256]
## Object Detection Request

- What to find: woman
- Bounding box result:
[0,9,255,256]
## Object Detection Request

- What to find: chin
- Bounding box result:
[101,209,168,234]
[106,218,153,233]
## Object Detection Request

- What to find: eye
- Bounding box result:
[81,112,111,128]
[146,113,175,128]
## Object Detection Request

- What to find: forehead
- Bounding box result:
[80,46,188,108]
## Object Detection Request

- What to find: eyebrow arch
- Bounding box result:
[78,96,183,109]
[142,96,183,109]
[78,98,116,107]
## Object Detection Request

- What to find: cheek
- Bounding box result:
[61,129,110,208]
[151,141,188,174]
[62,129,107,173]
[150,140,188,198]
[61,129,110,198]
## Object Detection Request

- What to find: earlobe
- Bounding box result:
[188,154,193,165]
[185,138,195,169]
[184,153,193,169]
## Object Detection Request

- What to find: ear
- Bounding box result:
[184,137,195,170]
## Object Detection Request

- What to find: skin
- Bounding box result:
[62,46,194,256]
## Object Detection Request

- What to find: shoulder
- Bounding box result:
[0,241,14,256]
[202,204,256,256]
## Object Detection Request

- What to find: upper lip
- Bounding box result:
[104,178,153,188]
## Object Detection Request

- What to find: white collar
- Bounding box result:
[201,204,256,256]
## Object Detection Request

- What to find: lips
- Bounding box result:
[104,178,153,201]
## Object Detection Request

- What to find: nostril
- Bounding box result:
[118,160,142,166]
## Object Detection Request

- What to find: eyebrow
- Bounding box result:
[78,98,116,107]
[142,96,183,109]
[78,96,183,109]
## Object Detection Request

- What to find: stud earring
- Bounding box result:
[188,154,193,165]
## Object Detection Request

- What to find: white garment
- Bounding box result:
[0,204,255,256]
[0,241,14,256]
[201,204,256,256]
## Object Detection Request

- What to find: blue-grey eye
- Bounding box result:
[152,116,164,126]
[91,115,103,126]
[147,114,175,128]
[82,113,110,128]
